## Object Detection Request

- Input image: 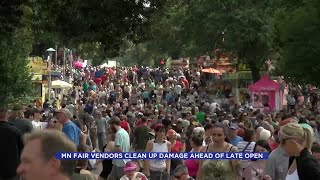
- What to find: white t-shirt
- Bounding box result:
[32,121,47,130]
[174,85,182,95]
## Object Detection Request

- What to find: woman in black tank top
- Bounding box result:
[99,144,113,179]
[96,129,115,180]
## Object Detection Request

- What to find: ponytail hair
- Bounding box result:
[303,127,313,150]
[279,122,314,150]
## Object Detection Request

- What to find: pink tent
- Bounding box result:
[249,74,282,112]
[249,74,279,91]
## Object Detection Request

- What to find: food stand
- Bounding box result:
[28,56,48,106]
[248,74,283,112]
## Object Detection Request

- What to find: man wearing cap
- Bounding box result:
[9,104,33,135]
[228,122,243,146]
[55,109,86,146]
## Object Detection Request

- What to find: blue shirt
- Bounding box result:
[95,71,103,78]
[230,136,243,146]
[142,91,150,99]
[113,128,131,167]
[62,121,81,145]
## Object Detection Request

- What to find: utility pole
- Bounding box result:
[46,48,56,101]
[55,42,58,65]
[70,49,73,83]
[63,47,66,79]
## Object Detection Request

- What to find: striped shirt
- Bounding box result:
[237,141,256,169]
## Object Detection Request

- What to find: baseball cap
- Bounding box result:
[229,122,239,130]
[54,108,71,116]
[123,162,137,172]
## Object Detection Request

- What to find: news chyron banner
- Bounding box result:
[56,152,268,160]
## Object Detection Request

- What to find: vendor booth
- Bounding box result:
[248,74,283,112]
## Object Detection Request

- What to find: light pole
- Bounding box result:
[69,49,73,83]
[63,47,67,79]
[55,42,59,65]
[46,48,56,101]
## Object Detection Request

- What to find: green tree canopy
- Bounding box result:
[182,0,275,81]
[144,0,275,81]
[0,6,33,105]
[31,0,167,57]
[275,0,320,84]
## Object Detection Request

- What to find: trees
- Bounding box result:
[0,6,33,105]
[0,1,25,37]
[181,0,275,81]
[148,0,189,59]
[274,0,320,84]
[143,0,275,81]
[109,41,164,67]
[31,0,167,58]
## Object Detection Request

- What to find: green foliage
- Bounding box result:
[0,6,33,106]
[275,0,320,84]
[110,41,165,67]
[31,0,167,57]
[149,1,189,58]
[0,1,25,37]
[77,42,106,66]
[182,0,274,81]
[143,0,275,80]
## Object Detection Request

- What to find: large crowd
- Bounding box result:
[1,65,320,180]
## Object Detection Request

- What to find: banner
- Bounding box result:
[56,152,268,160]
[28,56,48,75]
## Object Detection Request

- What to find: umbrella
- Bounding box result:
[51,80,72,89]
[201,68,221,74]
[73,61,86,69]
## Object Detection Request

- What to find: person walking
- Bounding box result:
[0,106,24,180]
[107,116,131,180]
[9,104,33,135]
[54,108,86,146]
[95,111,108,151]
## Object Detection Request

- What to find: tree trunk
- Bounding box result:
[135,44,143,66]
[248,59,260,82]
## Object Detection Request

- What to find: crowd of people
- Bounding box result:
[1,65,320,180]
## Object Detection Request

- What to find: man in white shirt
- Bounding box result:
[174,84,182,97]
[31,108,46,130]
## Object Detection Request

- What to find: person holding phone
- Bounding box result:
[242,140,272,180]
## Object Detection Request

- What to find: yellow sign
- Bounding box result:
[28,57,48,75]
[31,74,42,81]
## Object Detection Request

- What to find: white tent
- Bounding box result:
[100,61,117,68]
[100,63,109,68]
[49,80,72,89]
